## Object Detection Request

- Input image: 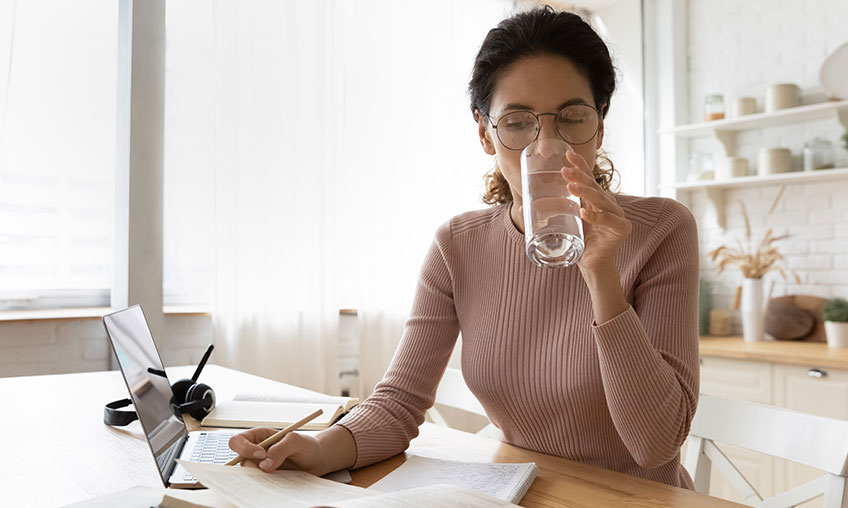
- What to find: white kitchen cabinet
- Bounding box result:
[771,364,848,508]
[696,351,848,506]
[700,356,773,404]
[697,356,776,502]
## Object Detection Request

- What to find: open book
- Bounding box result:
[164,460,520,508]
[201,393,359,430]
[368,455,537,505]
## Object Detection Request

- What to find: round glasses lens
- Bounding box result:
[555,105,599,145]
[496,111,538,150]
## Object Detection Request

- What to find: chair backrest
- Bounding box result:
[685,394,848,507]
[428,367,501,439]
[434,367,487,417]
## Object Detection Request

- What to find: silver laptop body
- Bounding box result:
[102,305,237,488]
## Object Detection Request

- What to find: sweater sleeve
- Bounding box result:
[591,200,700,469]
[335,222,460,469]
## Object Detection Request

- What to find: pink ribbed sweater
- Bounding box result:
[338,195,700,489]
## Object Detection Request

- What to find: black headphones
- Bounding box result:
[104,345,217,426]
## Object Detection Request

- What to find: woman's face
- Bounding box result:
[476,54,604,203]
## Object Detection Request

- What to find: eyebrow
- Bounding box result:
[501,98,592,112]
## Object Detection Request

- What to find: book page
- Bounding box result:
[178,460,374,508]
[328,484,518,507]
[367,455,537,503]
[234,392,359,411]
[161,488,239,508]
[201,402,342,429]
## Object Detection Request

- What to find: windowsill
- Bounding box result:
[0,306,212,322]
[162,305,212,316]
[0,307,114,322]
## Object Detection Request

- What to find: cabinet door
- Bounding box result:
[773,364,848,508]
[700,356,773,403]
[694,356,776,501]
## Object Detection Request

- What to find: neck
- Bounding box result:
[509,197,525,234]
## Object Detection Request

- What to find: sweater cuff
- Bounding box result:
[335,410,414,469]
[591,305,656,359]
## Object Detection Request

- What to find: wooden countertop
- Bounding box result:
[699,336,848,370]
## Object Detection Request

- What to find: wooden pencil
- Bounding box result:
[225,408,323,466]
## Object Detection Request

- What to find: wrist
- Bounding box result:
[316,424,357,473]
[578,260,619,281]
[579,262,628,324]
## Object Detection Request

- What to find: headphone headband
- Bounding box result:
[103,398,139,427]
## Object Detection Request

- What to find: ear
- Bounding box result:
[595,109,605,150]
[476,109,497,156]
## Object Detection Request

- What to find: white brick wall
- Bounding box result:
[685,0,848,329]
[0,314,212,378]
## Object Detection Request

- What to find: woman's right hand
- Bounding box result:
[228,424,356,476]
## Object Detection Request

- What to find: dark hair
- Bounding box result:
[469,6,618,202]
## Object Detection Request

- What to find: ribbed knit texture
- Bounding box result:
[338,195,700,489]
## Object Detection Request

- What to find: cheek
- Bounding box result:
[496,149,522,196]
[574,145,597,176]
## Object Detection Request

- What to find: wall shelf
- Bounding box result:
[662,167,848,229]
[659,99,848,157]
[659,99,848,137]
[665,166,848,190]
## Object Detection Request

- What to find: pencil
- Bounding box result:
[225,408,324,467]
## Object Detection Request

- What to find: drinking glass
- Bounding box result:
[520,138,584,268]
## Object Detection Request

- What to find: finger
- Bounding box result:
[560,164,596,186]
[229,428,276,460]
[564,150,593,176]
[567,181,619,212]
[241,459,261,469]
[580,208,632,236]
[260,432,310,472]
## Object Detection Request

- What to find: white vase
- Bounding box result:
[825,321,848,348]
[741,278,765,342]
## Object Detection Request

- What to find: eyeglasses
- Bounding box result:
[487,104,601,151]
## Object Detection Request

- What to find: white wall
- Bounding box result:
[593,0,646,195]
[681,0,848,326]
[0,314,211,378]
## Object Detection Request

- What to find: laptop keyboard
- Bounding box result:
[182,432,239,482]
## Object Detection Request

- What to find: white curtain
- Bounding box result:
[206,0,512,395]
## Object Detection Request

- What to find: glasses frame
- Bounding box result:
[486,104,601,151]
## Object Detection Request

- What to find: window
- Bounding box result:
[0,1,118,310]
[162,0,214,307]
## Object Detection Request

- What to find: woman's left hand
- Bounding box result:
[561,149,631,273]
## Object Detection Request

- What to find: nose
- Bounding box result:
[537,113,559,141]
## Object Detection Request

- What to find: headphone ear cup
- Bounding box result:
[171,378,194,404]
[185,382,216,420]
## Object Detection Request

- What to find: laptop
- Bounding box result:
[102,305,238,488]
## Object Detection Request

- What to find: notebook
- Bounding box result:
[200,393,359,430]
[368,455,537,505]
[172,460,519,507]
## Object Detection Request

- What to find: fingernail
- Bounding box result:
[563,166,574,173]
[260,458,273,470]
[253,450,265,459]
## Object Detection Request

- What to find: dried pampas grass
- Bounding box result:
[709,186,800,282]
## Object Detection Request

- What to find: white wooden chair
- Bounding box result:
[685,394,848,507]
[427,367,502,439]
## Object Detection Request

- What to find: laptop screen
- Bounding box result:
[102,305,187,484]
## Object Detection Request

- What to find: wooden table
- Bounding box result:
[0,365,743,507]
[700,336,848,370]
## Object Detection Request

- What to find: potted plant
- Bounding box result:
[710,186,799,342]
[823,297,848,348]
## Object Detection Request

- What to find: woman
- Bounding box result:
[230,6,699,489]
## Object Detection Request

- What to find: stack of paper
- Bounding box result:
[162,459,527,508]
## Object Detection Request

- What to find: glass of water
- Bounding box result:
[520,138,584,268]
